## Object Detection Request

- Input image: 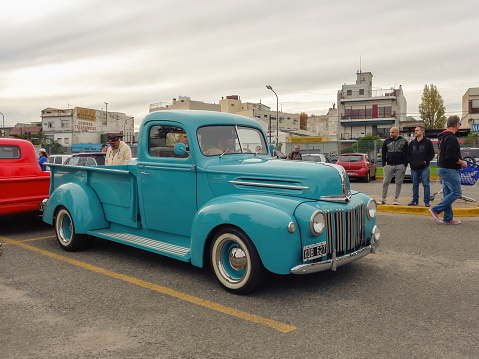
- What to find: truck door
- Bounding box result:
[138,124,197,237]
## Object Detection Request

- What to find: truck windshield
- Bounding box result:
[197,125,267,156]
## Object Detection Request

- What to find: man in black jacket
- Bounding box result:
[429,115,467,224]
[378,127,408,205]
[407,126,435,206]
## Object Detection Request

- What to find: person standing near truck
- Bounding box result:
[105,135,131,165]
[287,145,302,160]
[377,127,408,205]
[407,126,436,207]
[37,148,49,171]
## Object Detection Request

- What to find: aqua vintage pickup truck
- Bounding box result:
[43,110,380,293]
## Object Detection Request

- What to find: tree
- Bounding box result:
[463,132,478,148]
[341,134,382,155]
[418,84,446,129]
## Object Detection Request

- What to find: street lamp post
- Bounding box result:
[266,85,279,149]
[0,112,4,137]
[104,102,108,128]
[123,118,131,144]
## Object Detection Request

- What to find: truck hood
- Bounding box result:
[203,157,350,202]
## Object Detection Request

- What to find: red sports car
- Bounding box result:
[337,153,376,182]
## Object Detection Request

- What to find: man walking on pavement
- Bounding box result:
[377,127,408,205]
[407,126,436,207]
[429,115,467,224]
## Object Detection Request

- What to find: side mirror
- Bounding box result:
[174,143,187,155]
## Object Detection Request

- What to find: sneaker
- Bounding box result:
[408,201,418,206]
[377,200,386,205]
[393,199,399,205]
[442,219,461,225]
[424,203,431,207]
[429,208,442,223]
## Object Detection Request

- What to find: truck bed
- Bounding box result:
[49,164,140,228]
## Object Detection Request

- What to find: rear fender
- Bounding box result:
[190,197,301,275]
[43,182,108,233]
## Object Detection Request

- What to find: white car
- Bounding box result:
[302,153,331,163]
[47,154,72,170]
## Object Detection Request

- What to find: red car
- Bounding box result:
[0,138,50,216]
[337,153,376,182]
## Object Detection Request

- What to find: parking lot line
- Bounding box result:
[0,235,297,333]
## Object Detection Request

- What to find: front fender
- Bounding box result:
[42,182,109,233]
[190,195,302,275]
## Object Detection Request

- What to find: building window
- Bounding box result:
[347,90,352,96]
[48,122,53,128]
[64,138,69,145]
[470,100,479,114]
[61,121,69,128]
[359,89,365,95]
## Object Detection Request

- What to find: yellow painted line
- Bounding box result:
[1,235,55,245]
[0,235,297,333]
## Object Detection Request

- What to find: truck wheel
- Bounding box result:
[55,207,87,251]
[210,228,263,294]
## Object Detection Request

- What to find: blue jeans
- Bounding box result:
[411,167,430,203]
[432,168,462,222]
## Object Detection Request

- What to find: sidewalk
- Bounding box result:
[374,176,479,216]
[373,195,479,216]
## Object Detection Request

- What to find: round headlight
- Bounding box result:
[367,198,377,219]
[310,210,326,236]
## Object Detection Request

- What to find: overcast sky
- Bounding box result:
[1,0,478,130]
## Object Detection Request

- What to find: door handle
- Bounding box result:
[141,171,150,175]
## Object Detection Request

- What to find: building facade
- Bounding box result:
[149,96,221,112]
[337,72,407,139]
[461,88,479,131]
[41,107,134,150]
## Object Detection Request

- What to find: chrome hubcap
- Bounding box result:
[229,247,246,271]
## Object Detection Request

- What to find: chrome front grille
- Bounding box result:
[324,203,366,258]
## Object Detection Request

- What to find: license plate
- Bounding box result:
[347,172,354,175]
[303,241,327,261]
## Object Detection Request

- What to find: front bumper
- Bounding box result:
[290,239,380,275]
[39,198,48,212]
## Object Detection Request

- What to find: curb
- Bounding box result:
[376,176,439,180]
[377,204,479,216]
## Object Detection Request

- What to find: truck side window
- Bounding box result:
[149,125,189,158]
[0,145,21,159]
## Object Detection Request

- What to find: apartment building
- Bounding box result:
[219,95,301,131]
[461,88,479,131]
[337,71,407,139]
[149,96,220,112]
[41,107,134,149]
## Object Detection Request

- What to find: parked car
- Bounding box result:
[461,148,479,166]
[302,153,331,163]
[0,138,50,216]
[64,152,106,166]
[337,153,377,182]
[48,154,71,165]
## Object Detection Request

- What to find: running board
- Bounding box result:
[87,228,191,261]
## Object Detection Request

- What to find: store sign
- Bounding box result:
[77,107,96,122]
[472,124,479,133]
